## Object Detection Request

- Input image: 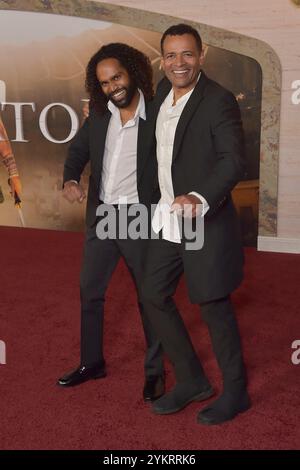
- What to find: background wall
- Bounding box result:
[0,13,164,231]
[103,0,300,248]
[0,0,299,251]
[0,5,263,246]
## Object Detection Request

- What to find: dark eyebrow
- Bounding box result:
[165,50,193,55]
[100,73,122,86]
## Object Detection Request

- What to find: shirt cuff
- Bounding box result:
[188,191,210,216]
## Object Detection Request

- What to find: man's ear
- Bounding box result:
[199,49,205,66]
[160,57,165,72]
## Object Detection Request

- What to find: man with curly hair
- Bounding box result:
[57,43,165,401]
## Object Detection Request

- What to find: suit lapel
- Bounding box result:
[91,111,111,185]
[137,80,172,183]
[172,72,208,162]
[137,117,148,184]
[154,78,172,115]
[137,101,157,184]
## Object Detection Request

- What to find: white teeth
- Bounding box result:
[113,90,125,98]
[173,70,188,74]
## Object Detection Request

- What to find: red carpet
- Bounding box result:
[0,226,300,450]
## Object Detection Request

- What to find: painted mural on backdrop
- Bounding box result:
[0,10,262,244]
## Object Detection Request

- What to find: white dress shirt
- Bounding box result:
[152,79,209,243]
[99,89,146,204]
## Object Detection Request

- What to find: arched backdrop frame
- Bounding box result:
[0,0,281,237]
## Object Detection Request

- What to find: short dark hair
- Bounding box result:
[160,23,202,53]
[86,43,153,114]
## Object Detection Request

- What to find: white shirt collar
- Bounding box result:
[165,71,202,109]
[108,89,146,121]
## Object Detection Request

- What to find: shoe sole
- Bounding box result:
[57,371,107,387]
[197,402,251,426]
[143,391,165,403]
[152,388,214,415]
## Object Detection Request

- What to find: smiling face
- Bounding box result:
[161,33,204,96]
[96,58,137,109]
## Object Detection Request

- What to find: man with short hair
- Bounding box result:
[57,43,165,401]
[142,24,250,424]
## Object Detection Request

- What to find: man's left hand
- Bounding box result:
[171,194,202,218]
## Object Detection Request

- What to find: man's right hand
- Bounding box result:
[62,181,86,203]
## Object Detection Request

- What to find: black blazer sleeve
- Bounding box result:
[63,117,90,186]
[199,91,246,214]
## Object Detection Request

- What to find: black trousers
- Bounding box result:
[141,238,247,392]
[80,220,164,378]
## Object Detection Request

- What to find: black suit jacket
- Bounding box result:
[63,102,159,228]
[154,72,246,303]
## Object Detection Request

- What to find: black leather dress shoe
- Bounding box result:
[197,391,251,425]
[57,364,106,387]
[152,382,214,414]
[143,375,165,402]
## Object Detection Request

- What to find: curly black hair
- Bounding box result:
[86,43,154,114]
